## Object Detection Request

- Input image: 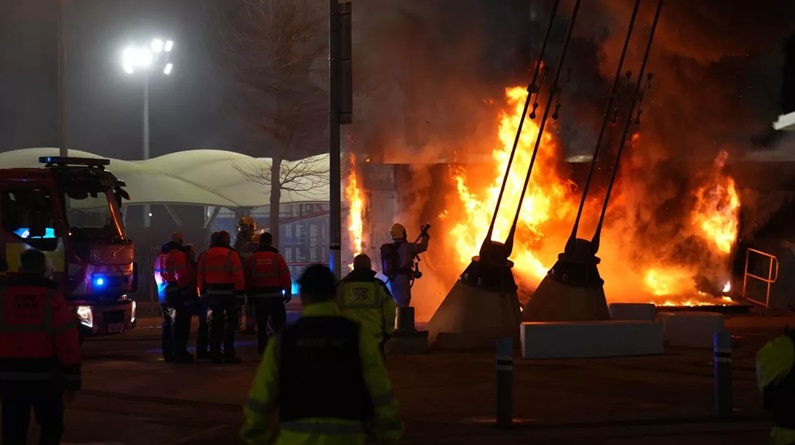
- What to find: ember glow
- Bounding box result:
[445,86,740,304]
[450,86,574,281]
[345,152,366,269]
[691,150,741,255]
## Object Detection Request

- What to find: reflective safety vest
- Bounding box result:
[246,249,291,298]
[197,246,245,297]
[0,275,81,391]
[336,270,396,341]
[757,333,795,445]
[153,243,190,302]
[241,301,403,445]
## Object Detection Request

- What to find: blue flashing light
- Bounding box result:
[93,276,106,288]
[291,282,299,295]
[13,228,56,239]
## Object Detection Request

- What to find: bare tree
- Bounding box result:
[216,0,327,246]
[234,155,330,242]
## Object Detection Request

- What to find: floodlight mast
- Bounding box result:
[120,38,175,228]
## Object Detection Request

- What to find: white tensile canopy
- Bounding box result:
[0,148,330,209]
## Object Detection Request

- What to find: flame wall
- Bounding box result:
[348,0,795,320]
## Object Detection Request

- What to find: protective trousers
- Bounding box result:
[160,292,191,361]
[207,295,239,360]
[389,274,412,308]
[196,299,210,358]
[253,297,287,354]
[1,390,64,445]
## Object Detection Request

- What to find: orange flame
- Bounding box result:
[345,152,366,270]
[691,150,740,255]
[450,87,574,280]
[446,86,740,304]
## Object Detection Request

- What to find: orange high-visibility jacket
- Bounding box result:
[153,242,190,302]
[197,246,245,297]
[245,246,291,297]
[0,275,81,391]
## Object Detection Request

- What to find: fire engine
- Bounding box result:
[0,156,137,341]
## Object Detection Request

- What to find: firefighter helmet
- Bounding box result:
[239,216,256,229]
[390,223,407,240]
[756,334,795,390]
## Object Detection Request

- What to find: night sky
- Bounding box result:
[0,0,794,161]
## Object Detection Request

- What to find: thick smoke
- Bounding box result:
[350,0,795,316]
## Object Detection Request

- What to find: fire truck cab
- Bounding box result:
[0,156,137,341]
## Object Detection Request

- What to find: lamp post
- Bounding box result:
[121,38,174,228]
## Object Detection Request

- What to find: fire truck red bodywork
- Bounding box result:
[0,157,137,339]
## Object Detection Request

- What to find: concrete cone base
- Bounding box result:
[522,275,610,322]
[428,280,522,351]
[385,332,429,355]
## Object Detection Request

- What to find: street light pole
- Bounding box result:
[57,0,67,157]
[142,72,150,227]
[329,0,342,279]
[121,38,173,229]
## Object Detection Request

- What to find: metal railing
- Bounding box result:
[742,247,779,308]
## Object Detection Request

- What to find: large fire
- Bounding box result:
[345,152,366,269]
[447,86,740,304]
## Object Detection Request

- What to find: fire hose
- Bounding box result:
[409,223,431,289]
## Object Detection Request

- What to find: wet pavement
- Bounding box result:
[32,311,795,444]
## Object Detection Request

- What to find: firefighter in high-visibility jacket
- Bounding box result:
[197,230,246,364]
[337,253,396,358]
[245,232,292,354]
[153,232,193,363]
[241,264,403,445]
[756,331,795,445]
[0,249,81,445]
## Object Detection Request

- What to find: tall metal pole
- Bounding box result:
[143,73,151,228]
[57,0,67,157]
[328,0,342,279]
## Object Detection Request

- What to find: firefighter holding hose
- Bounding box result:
[756,330,795,445]
[380,223,430,308]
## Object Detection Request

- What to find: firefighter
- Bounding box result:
[245,232,292,354]
[153,232,193,363]
[756,331,795,445]
[0,249,81,445]
[383,223,430,307]
[241,264,403,445]
[183,243,204,355]
[197,230,245,364]
[235,216,258,333]
[337,253,396,358]
[195,234,216,360]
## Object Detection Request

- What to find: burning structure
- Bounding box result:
[339,0,795,342]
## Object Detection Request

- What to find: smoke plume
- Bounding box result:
[350,0,795,317]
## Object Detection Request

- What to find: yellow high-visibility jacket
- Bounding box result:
[336,269,396,342]
[241,300,403,445]
[757,334,795,445]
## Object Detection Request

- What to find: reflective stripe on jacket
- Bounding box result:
[241,301,403,445]
[336,269,396,341]
[246,247,291,297]
[197,246,245,296]
[0,274,81,391]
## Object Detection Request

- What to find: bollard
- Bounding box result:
[713,330,733,419]
[496,337,513,428]
[395,307,416,332]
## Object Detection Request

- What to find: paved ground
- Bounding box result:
[23,309,795,444]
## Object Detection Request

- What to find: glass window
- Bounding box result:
[64,190,125,240]
[2,189,59,251]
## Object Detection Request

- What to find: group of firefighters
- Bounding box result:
[0,220,794,444]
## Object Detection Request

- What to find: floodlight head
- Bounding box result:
[164,63,173,75]
[151,38,164,53]
[121,45,153,74]
[164,40,174,52]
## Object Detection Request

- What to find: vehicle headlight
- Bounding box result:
[77,306,93,328]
